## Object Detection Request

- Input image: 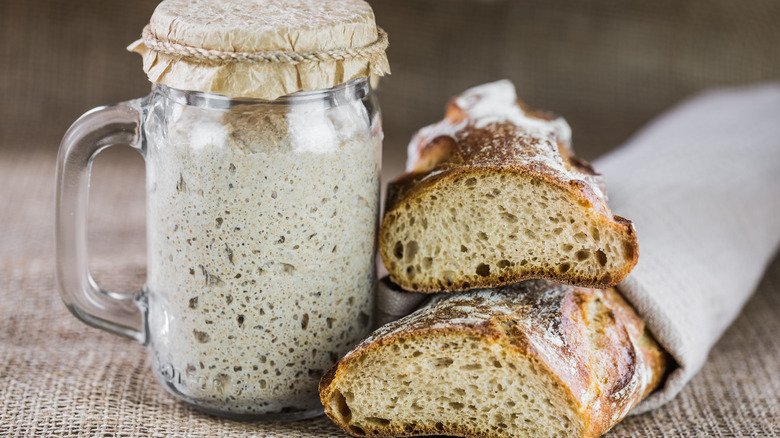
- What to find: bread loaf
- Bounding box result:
[319,280,668,438]
[379,80,638,293]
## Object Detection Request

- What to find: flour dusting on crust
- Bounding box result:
[405,80,606,202]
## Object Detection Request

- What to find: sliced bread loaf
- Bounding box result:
[319,280,668,438]
[379,80,638,293]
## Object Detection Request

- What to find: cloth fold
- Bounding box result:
[375,277,428,328]
[375,83,780,413]
[597,83,780,412]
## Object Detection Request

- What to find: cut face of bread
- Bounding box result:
[319,280,668,438]
[379,80,638,292]
[324,330,586,438]
[381,166,637,292]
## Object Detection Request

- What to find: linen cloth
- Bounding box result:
[377,83,780,414]
[599,83,780,412]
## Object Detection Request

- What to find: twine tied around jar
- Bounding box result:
[141,24,389,64]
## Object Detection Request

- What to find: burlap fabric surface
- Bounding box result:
[3,1,780,174]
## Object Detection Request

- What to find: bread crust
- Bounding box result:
[380,81,639,292]
[320,280,668,438]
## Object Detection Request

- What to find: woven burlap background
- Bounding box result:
[2,0,779,173]
[1,0,779,436]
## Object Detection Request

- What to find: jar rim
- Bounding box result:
[154,78,369,108]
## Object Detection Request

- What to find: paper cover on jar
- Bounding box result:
[128,0,390,100]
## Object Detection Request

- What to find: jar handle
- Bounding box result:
[55,99,147,344]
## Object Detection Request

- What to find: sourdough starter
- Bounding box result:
[145,98,379,415]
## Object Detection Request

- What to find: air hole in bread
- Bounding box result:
[366,417,391,426]
[575,250,590,261]
[574,232,587,243]
[460,245,468,253]
[558,263,571,273]
[347,425,365,436]
[477,231,488,241]
[465,178,477,187]
[423,257,433,269]
[498,260,511,269]
[562,244,573,252]
[449,402,465,410]
[393,241,403,259]
[500,212,518,223]
[331,390,352,423]
[596,250,607,267]
[591,227,600,242]
[430,357,454,368]
[476,264,491,277]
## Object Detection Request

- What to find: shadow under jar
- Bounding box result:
[56,78,382,420]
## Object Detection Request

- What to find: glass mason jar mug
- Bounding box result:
[55,78,381,420]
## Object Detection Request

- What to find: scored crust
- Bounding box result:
[319,280,668,438]
[379,80,638,293]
